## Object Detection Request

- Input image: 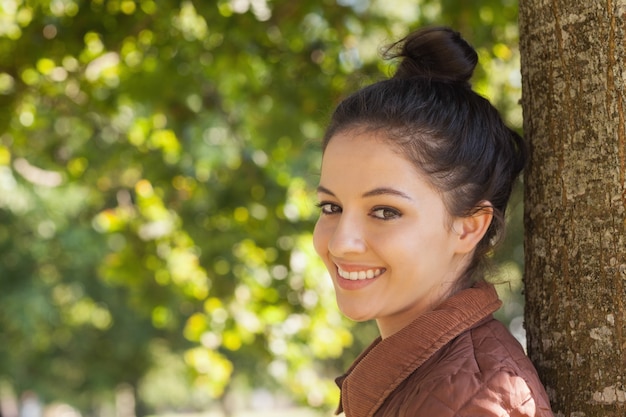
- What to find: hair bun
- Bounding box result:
[386,26,478,85]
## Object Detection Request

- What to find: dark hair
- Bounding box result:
[322,26,527,287]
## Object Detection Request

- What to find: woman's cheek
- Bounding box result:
[312,219,329,258]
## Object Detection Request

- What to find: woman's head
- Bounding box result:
[321,26,526,287]
[314,130,495,337]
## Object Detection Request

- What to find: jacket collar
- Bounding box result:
[335,281,502,417]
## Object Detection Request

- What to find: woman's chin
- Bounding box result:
[337,302,375,323]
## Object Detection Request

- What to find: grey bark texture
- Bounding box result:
[520,1,626,416]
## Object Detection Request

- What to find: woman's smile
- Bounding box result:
[336,265,385,281]
[332,261,387,291]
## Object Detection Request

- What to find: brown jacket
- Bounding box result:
[335,282,554,417]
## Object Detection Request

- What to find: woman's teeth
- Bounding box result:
[337,266,383,281]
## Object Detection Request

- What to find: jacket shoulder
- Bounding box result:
[377,319,554,417]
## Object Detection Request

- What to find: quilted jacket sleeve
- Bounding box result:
[388,368,553,417]
[455,370,544,417]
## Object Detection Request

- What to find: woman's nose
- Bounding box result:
[328,214,367,256]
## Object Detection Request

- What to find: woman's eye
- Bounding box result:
[318,202,341,215]
[371,207,401,220]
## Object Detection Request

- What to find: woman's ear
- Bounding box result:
[452,202,493,254]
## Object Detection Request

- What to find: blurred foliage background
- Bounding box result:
[0,0,522,415]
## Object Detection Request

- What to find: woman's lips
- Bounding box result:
[333,265,385,291]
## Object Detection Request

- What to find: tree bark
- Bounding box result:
[520,1,626,416]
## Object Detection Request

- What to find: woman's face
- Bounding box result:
[313,130,471,338]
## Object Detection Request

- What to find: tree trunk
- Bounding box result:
[520,2,626,416]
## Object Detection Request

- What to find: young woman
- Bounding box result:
[313,27,554,417]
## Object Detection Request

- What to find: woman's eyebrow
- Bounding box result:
[317,185,413,201]
[316,185,335,196]
[362,187,413,201]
